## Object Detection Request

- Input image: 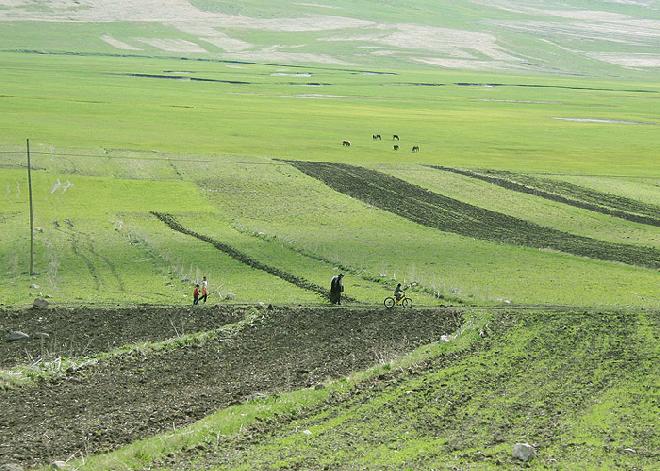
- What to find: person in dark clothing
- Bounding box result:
[193,284,200,305]
[330,273,345,305]
[394,283,404,301]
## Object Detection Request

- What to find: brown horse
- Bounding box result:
[393,145,399,151]
[412,145,420,152]
[372,134,382,141]
[393,134,399,141]
[342,140,351,147]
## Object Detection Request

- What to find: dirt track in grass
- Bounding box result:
[286,161,659,269]
[0,306,462,467]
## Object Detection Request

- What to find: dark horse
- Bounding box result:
[393,134,399,141]
[372,134,382,141]
[393,145,399,151]
[342,140,351,147]
[412,145,420,152]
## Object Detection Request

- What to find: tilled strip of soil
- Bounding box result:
[0,306,243,368]
[287,161,659,269]
[0,307,461,467]
[151,212,358,302]
[431,166,659,227]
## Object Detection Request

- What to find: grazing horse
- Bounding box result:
[342,140,351,147]
[412,145,420,153]
[393,145,399,151]
[393,134,399,141]
[372,134,382,141]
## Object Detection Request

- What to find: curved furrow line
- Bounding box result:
[151,212,357,303]
[286,161,659,269]
[430,166,659,227]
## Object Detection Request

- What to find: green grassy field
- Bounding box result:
[0,49,658,308]
[1,2,659,470]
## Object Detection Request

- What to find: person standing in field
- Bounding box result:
[193,284,200,305]
[329,273,344,305]
[200,276,208,304]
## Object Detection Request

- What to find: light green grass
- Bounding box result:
[0,50,658,309]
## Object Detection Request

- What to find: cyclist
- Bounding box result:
[394,283,404,302]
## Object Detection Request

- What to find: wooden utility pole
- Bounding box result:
[26,138,35,275]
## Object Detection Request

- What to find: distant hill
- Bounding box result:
[1,0,660,77]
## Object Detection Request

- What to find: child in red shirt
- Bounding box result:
[193,284,200,305]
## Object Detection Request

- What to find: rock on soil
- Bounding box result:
[5,331,29,342]
[32,298,49,310]
[512,443,536,461]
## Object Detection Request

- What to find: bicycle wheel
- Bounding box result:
[402,297,413,308]
[384,297,395,308]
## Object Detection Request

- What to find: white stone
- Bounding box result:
[5,331,30,342]
[32,298,49,309]
[512,443,536,461]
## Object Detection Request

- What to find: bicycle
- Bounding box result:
[384,293,412,308]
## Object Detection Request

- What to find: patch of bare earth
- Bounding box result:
[588,53,660,67]
[99,34,141,50]
[135,38,207,53]
[554,117,656,125]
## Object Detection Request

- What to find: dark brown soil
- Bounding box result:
[0,306,242,368]
[0,306,462,467]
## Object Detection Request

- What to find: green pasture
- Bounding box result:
[1,51,659,175]
[0,50,658,308]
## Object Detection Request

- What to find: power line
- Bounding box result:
[28,151,212,163]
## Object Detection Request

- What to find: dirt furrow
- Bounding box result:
[0,307,462,467]
[0,306,243,368]
[151,212,357,303]
[431,166,659,226]
[287,161,659,269]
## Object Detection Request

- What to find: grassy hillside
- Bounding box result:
[1,51,658,308]
[0,3,658,469]
[1,0,660,78]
